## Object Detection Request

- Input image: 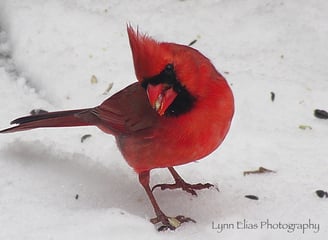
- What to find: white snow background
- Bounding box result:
[0,0,327,239]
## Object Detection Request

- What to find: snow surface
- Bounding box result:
[0,0,327,239]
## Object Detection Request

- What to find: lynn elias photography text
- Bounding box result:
[211,218,320,234]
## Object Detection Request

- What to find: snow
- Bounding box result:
[0,0,327,239]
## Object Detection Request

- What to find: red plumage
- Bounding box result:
[0,26,234,230]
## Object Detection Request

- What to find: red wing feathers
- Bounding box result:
[88,82,158,134]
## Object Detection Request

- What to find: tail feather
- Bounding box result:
[0,108,94,133]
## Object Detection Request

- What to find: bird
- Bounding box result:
[0,26,234,230]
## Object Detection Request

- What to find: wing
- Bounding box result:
[78,82,159,135]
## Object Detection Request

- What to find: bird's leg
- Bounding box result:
[152,167,214,196]
[138,171,195,231]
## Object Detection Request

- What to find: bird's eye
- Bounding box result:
[164,64,174,73]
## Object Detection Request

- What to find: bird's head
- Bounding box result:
[127,26,226,117]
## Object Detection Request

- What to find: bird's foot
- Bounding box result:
[150,213,196,231]
[152,179,214,196]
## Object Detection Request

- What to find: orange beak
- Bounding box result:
[146,84,178,116]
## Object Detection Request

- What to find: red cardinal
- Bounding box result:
[0,26,234,230]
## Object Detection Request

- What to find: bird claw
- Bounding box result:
[152,181,214,196]
[151,214,196,231]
